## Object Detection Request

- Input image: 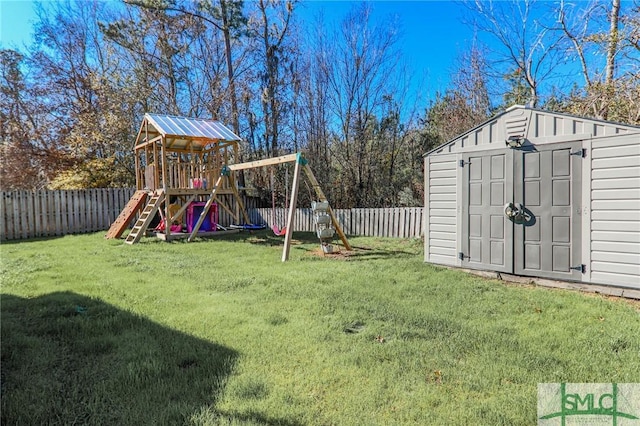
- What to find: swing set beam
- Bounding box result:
[187,152,351,261]
[227,154,299,171]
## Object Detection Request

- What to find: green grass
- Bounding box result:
[1,231,639,425]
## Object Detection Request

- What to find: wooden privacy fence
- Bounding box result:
[1,189,424,241]
[1,188,136,241]
[248,207,424,239]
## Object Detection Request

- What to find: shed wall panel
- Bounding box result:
[590,133,640,289]
[591,251,639,264]
[591,271,640,285]
[430,216,456,225]
[592,230,640,243]
[430,238,457,248]
[592,156,639,169]
[425,154,458,266]
[430,186,457,195]
[429,254,457,265]
[429,169,457,178]
[430,246,457,257]
[592,241,640,254]
[592,178,640,189]
[592,167,640,180]
[592,189,640,200]
[591,211,640,221]
[590,144,640,158]
[592,200,640,210]
[429,193,457,202]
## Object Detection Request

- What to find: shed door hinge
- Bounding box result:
[458,252,469,261]
[459,159,471,167]
[570,264,586,273]
[570,148,586,158]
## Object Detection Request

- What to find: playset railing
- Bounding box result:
[146,162,231,191]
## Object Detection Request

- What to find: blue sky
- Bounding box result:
[0,0,473,100]
[1,0,39,51]
[298,1,475,96]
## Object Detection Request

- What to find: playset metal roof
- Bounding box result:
[137,113,241,151]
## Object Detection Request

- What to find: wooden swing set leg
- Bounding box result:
[282,159,302,262]
[303,164,352,251]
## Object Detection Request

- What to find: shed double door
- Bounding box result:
[461,143,583,281]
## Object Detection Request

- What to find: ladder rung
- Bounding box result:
[124,189,165,244]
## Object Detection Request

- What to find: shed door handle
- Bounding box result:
[504,202,522,219]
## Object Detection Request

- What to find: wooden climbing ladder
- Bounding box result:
[105,190,148,239]
[125,190,165,245]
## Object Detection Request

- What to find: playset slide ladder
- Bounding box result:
[105,190,148,239]
[125,190,165,245]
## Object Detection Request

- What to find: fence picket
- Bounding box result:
[101,189,109,229]
[1,192,12,240]
[42,190,49,236]
[89,190,96,231]
[6,193,13,239]
[33,190,42,237]
[370,209,375,237]
[12,192,20,239]
[409,208,415,238]
[43,191,51,236]
[24,191,30,237]
[383,208,389,237]
[77,190,85,232]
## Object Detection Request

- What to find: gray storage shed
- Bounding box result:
[423,105,640,291]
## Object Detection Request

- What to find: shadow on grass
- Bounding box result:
[293,243,418,261]
[1,292,237,425]
[210,229,321,246]
[211,231,418,260]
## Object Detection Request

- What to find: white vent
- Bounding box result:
[505,116,529,140]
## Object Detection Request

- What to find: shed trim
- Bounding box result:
[424,106,640,157]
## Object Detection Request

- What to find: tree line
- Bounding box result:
[1,0,638,208]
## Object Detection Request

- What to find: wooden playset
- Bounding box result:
[106,113,350,261]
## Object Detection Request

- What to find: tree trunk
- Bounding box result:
[605,0,620,86]
[220,0,240,136]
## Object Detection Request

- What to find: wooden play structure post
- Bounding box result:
[281,155,302,262]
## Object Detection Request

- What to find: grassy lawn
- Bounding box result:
[1,231,639,425]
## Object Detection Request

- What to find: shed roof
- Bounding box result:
[136,113,241,152]
[424,105,640,157]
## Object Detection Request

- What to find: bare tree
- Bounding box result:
[463,0,565,107]
[324,4,407,207]
[290,14,332,196]
[124,0,247,134]
[250,0,296,157]
[552,0,638,121]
